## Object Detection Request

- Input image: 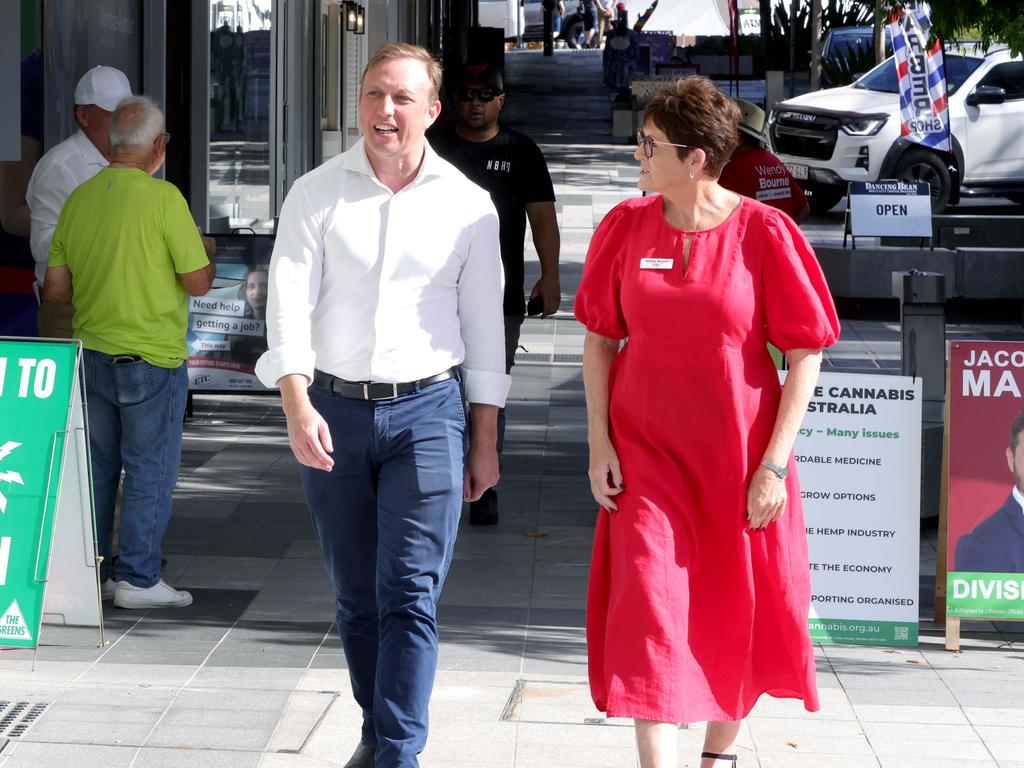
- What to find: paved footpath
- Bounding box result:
[2,50,1023,768]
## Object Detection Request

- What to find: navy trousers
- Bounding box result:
[301,377,467,768]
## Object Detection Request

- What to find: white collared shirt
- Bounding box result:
[255,139,511,407]
[1013,485,1024,517]
[26,131,108,285]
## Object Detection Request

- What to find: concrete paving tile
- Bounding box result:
[78,663,199,687]
[747,716,866,737]
[57,684,178,708]
[300,690,365,765]
[0,659,94,681]
[974,726,1024,760]
[296,667,350,693]
[100,649,215,666]
[852,703,969,724]
[266,691,337,753]
[178,556,280,591]
[0,742,134,768]
[756,755,880,768]
[256,755,337,768]
[308,653,346,669]
[187,666,306,691]
[868,736,992,760]
[752,733,875,756]
[19,716,153,746]
[843,687,959,706]
[954,691,1024,709]
[144,723,273,750]
[963,707,1024,726]
[860,721,983,743]
[513,742,636,767]
[876,760,998,768]
[133,748,261,767]
[748,688,855,720]
[515,721,636,747]
[419,726,516,763]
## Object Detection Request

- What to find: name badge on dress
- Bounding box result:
[640,258,674,270]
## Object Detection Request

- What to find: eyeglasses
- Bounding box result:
[636,130,695,159]
[456,87,502,103]
[154,132,171,145]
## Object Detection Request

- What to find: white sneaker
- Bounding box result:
[100,579,118,601]
[113,579,193,609]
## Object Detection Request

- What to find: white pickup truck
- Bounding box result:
[767,44,1024,213]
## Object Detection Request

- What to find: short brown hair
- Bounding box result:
[643,76,740,177]
[1011,410,1024,452]
[361,43,443,102]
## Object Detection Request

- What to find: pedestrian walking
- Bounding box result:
[576,76,840,768]
[255,44,508,768]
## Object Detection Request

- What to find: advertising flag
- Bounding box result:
[887,2,950,152]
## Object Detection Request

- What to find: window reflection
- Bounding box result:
[209,0,272,234]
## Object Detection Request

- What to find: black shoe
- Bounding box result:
[343,742,375,768]
[469,488,499,525]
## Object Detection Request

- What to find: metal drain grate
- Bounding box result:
[0,701,48,739]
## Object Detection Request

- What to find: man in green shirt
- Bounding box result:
[43,96,215,609]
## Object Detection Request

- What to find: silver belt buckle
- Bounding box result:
[366,382,399,400]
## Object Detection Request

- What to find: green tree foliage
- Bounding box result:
[923,0,1023,56]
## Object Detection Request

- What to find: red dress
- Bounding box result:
[575,195,839,723]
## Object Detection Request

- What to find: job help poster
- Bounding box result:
[789,371,922,646]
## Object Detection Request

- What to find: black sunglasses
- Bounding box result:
[456,87,502,103]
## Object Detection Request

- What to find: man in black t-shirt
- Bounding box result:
[430,64,560,525]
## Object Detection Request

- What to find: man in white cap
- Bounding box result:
[26,65,133,337]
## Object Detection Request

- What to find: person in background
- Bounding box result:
[42,96,215,609]
[27,65,134,337]
[582,0,599,47]
[256,44,507,768]
[718,99,809,223]
[577,77,839,768]
[954,410,1024,574]
[429,64,560,526]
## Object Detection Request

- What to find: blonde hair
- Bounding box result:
[361,43,443,102]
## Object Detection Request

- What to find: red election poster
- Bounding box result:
[947,341,1024,619]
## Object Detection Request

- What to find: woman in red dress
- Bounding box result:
[576,76,840,768]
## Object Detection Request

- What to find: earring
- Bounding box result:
[689,171,695,180]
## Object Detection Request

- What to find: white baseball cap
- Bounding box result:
[74,66,133,112]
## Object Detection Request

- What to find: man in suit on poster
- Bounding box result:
[954,410,1024,573]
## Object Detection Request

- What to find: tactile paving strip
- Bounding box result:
[0,701,49,739]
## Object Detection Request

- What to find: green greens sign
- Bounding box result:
[947,573,1024,619]
[808,618,918,646]
[0,339,80,648]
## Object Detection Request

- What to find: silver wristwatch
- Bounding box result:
[760,458,788,480]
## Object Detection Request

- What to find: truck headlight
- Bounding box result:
[840,116,888,136]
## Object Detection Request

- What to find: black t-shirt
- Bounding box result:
[429,125,555,316]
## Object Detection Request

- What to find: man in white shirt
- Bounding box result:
[256,44,508,768]
[26,65,132,337]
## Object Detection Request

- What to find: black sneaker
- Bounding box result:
[469,488,499,525]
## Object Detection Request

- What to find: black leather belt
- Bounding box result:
[312,368,457,401]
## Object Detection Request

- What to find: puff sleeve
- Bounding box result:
[761,208,840,352]
[574,204,630,340]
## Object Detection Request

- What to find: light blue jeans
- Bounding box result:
[83,349,187,588]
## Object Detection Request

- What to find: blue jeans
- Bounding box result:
[83,350,188,588]
[302,376,467,768]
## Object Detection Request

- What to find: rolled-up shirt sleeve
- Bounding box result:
[458,205,511,407]
[29,159,76,286]
[255,184,324,387]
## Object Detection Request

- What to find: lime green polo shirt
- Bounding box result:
[49,167,210,368]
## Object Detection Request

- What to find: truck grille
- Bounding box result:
[770,111,840,161]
